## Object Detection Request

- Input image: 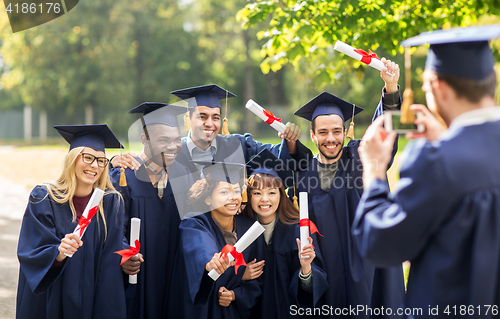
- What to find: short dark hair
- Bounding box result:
[437,70,497,103]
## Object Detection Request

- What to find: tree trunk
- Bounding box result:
[24,105,32,142]
[39,111,47,141]
[85,105,93,124]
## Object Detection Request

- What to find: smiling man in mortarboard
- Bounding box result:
[109,103,194,319]
[354,24,500,316]
[169,84,310,176]
[282,58,405,317]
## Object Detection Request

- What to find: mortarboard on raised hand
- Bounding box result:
[171,84,236,134]
[6,0,80,33]
[294,92,363,139]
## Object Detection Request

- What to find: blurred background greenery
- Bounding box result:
[0,0,499,148]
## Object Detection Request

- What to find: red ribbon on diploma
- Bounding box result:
[263,109,282,125]
[77,206,99,237]
[220,244,247,274]
[353,48,379,65]
[114,240,141,265]
[300,218,324,237]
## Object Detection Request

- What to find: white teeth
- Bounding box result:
[203,130,213,134]
[325,145,337,149]
[84,170,97,177]
[259,205,270,209]
[164,153,176,157]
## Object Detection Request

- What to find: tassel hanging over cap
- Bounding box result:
[222,118,229,135]
[119,167,127,187]
[292,172,299,210]
[346,103,356,139]
[222,90,230,135]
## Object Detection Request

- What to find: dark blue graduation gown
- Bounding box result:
[287,99,404,318]
[353,116,500,318]
[179,212,263,319]
[177,133,310,176]
[253,221,329,319]
[110,160,193,319]
[16,186,126,319]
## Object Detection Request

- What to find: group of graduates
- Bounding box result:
[15,24,500,319]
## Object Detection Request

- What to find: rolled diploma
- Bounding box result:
[299,192,310,259]
[334,40,386,72]
[65,188,105,257]
[245,99,286,134]
[208,221,265,281]
[129,218,141,284]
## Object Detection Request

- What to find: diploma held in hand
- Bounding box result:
[334,40,385,72]
[299,192,323,258]
[245,99,287,134]
[208,221,265,281]
[129,218,141,284]
[299,192,310,258]
[65,188,105,257]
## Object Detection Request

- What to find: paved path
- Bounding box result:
[0,176,28,319]
[0,146,30,319]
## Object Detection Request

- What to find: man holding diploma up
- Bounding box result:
[166,84,311,178]
[284,58,405,317]
[354,25,500,317]
[110,103,194,319]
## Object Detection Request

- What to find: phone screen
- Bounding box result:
[384,110,423,133]
[391,113,417,131]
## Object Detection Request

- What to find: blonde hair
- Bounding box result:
[43,146,121,239]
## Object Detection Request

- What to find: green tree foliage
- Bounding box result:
[238,0,500,82]
[0,0,208,137]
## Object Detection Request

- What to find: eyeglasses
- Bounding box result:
[80,153,109,168]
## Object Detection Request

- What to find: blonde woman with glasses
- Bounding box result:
[16,124,127,319]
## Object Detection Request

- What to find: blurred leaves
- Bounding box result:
[238,0,500,85]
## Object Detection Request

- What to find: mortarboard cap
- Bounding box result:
[128,102,186,127]
[170,84,236,109]
[294,92,363,122]
[194,161,246,185]
[401,24,500,80]
[54,124,123,152]
[246,149,294,188]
